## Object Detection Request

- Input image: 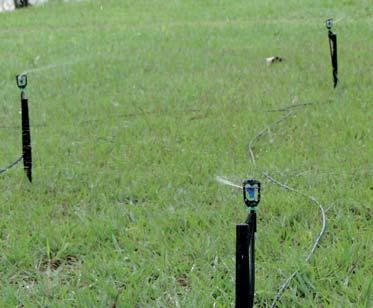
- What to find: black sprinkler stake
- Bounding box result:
[236,179,261,308]
[326,18,338,88]
[17,74,32,182]
[236,224,251,308]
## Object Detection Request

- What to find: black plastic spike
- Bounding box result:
[326,19,338,88]
[236,224,250,308]
[21,92,32,182]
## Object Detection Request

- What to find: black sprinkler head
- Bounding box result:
[326,18,333,30]
[16,74,28,90]
[243,179,261,208]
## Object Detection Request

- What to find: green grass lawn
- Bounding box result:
[0,0,372,306]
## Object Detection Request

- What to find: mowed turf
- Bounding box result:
[0,0,372,306]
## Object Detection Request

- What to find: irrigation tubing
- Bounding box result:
[264,173,327,307]
[246,107,327,306]
[266,100,335,113]
[217,166,372,189]
[217,99,329,306]
[0,155,23,174]
[248,111,293,166]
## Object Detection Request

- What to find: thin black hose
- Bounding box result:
[0,156,23,174]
